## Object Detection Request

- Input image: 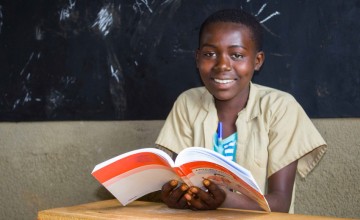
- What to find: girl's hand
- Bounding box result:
[161,180,190,209]
[184,179,226,210]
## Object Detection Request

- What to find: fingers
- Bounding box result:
[161,180,178,196]
[161,180,190,209]
[162,179,226,210]
[203,179,225,201]
[185,179,226,210]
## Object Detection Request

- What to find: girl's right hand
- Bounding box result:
[161,180,190,209]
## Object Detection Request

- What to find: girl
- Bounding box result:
[156,9,327,213]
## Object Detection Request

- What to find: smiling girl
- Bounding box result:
[155,8,327,213]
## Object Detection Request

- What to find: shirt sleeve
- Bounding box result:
[155,93,193,154]
[267,97,327,178]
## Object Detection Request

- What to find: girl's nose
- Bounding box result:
[214,55,231,72]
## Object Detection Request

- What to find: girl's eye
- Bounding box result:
[203,52,216,57]
[232,53,244,59]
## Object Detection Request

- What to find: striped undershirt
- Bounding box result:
[213,132,238,162]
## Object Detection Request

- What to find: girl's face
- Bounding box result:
[196,22,264,103]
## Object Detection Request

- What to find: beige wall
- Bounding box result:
[0,119,359,219]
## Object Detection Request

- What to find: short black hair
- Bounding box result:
[198,9,264,52]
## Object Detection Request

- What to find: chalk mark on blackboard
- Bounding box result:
[269,52,291,57]
[12,99,20,110]
[260,11,280,24]
[92,3,114,37]
[46,89,65,116]
[60,76,76,89]
[20,52,35,76]
[24,92,32,103]
[12,89,32,110]
[35,26,44,41]
[249,1,280,36]
[59,0,76,21]
[106,38,127,118]
[255,3,267,16]
[110,65,120,83]
[316,84,330,98]
[161,0,174,6]
[173,48,194,54]
[133,0,153,14]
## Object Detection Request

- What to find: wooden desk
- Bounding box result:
[38,199,355,220]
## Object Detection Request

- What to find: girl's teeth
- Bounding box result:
[214,79,234,84]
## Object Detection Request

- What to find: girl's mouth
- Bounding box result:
[214,78,235,84]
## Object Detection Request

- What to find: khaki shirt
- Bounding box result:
[156,82,327,212]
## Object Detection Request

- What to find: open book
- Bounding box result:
[91,147,270,212]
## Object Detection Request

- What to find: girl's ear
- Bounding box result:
[254,51,265,71]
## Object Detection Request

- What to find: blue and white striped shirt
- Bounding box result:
[213,132,237,162]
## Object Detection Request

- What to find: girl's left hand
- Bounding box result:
[184,179,226,210]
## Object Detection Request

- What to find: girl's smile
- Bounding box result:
[212,78,237,90]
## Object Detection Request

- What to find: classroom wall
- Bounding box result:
[0,119,359,220]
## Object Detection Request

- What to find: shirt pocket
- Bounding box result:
[251,130,269,168]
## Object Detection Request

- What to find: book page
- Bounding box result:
[175,147,270,212]
[175,147,260,191]
[92,148,174,171]
[92,148,179,205]
[104,166,179,205]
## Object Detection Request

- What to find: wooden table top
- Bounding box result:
[37,199,355,220]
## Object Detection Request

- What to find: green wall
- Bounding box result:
[0,120,359,219]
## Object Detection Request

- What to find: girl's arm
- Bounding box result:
[265,160,298,212]
[221,160,298,212]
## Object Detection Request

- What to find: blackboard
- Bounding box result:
[1,0,359,121]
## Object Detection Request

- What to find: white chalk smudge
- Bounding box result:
[13,86,33,108]
[260,11,281,24]
[110,65,120,83]
[35,26,44,40]
[173,48,194,54]
[60,76,76,89]
[133,0,153,14]
[255,3,267,16]
[161,0,173,6]
[13,99,20,110]
[92,4,114,37]
[47,90,65,110]
[59,0,76,21]
[61,76,76,86]
[269,53,291,57]
[20,52,35,76]
[24,92,32,102]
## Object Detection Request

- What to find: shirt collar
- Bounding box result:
[200,81,261,122]
[245,81,261,121]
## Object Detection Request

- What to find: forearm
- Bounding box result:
[220,191,263,211]
[221,160,298,212]
[220,191,291,212]
[264,192,292,212]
